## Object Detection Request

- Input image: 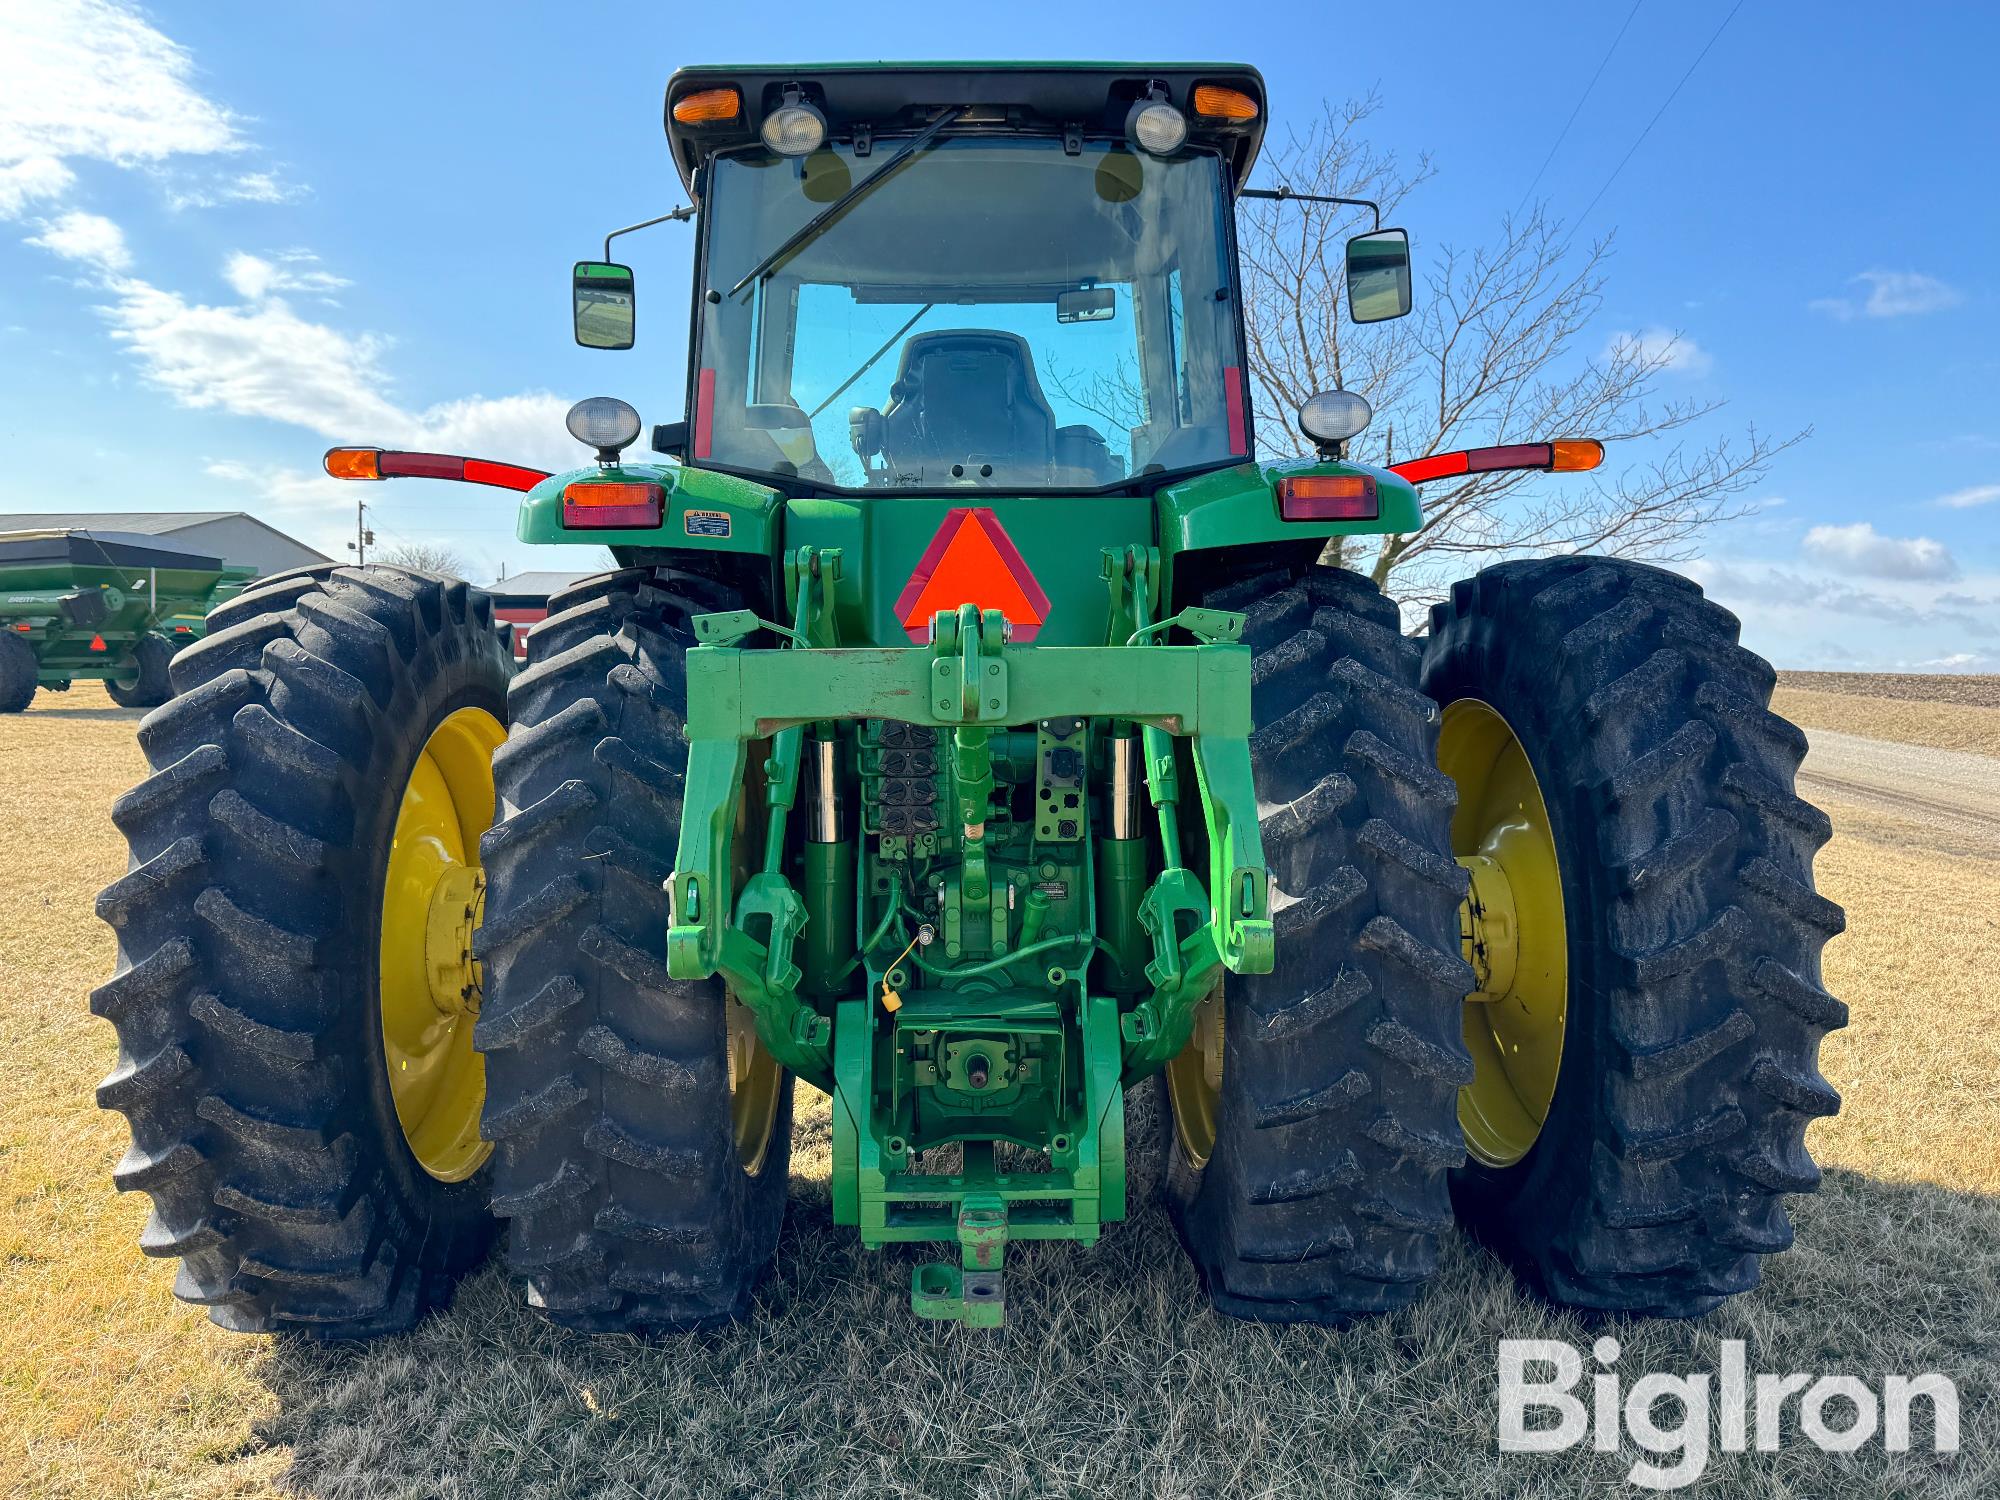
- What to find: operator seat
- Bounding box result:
[878,330,1057,478]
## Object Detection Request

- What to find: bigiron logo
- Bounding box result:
[1498,1338,1960,1491]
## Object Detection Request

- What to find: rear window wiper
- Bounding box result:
[725,106,965,298]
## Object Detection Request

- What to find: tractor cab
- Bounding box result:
[574,65,1407,494]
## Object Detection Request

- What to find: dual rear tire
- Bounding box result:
[1165,557,1845,1320]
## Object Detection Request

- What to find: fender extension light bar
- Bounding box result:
[323,448,550,492]
[1391,439,1604,485]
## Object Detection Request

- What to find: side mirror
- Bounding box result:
[1345,228,1412,324]
[1057,286,1117,324]
[573,261,635,349]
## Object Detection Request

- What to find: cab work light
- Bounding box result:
[1391,439,1605,485]
[562,479,663,529]
[674,87,741,125]
[1279,473,1378,521]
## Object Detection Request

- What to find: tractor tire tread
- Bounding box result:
[95,565,512,1335]
[1167,562,1471,1321]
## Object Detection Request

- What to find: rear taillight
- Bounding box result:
[1278,474,1378,521]
[561,480,663,529]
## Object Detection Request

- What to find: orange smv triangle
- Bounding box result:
[895,509,1051,642]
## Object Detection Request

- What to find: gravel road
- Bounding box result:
[1800,728,2000,846]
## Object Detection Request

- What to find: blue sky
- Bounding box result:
[2,1,1993,669]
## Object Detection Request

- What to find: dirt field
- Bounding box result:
[1781,672,2000,709]
[1775,673,2000,759]
[3,682,1996,1498]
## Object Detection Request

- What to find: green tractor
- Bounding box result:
[95,64,1844,1335]
[0,530,255,711]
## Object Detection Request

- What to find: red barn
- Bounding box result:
[484,571,597,660]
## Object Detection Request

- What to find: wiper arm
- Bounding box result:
[726,107,965,298]
[808,303,933,419]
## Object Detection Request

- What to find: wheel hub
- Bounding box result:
[1459,852,1518,1002]
[424,863,485,1015]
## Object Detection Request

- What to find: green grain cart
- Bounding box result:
[96,64,1844,1336]
[0,530,253,711]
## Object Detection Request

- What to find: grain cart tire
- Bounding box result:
[476,567,793,1333]
[0,632,36,712]
[106,631,175,709]
[93,564,514,1335]
[1423,557,1846,1316]
[1165,563,1475,1322]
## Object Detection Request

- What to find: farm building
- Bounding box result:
[485,570,597,658]
[0,511,329,577]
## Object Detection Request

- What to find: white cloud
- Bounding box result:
[204,458,353,514]
[1919,652,1998,672]
[1809,270,1963,321]
[0,155,74,218]
[25,209,131,271]
[168,169,307,212]
[1681,551,2000,671]
[100,274,409,437]
[1934,483,2000,510]
[0,2,241,187]
[224,250,350,300]
[1605,327,1713,377]
[1800,521,1958,581]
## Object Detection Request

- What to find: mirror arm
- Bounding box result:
[1238,186,1381,229]
[602,205,696,262]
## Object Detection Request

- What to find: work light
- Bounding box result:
[1297,389,1373,446]
[1125,86,1187,156]
[762,89,828,156]
[565,396,643,460]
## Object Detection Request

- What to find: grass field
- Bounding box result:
[3,680,1996,1498]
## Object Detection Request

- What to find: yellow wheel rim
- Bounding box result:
[1438,699,1568,1168]
[1164,986,1225,1168]
[727,997,782,1173]
[379,706,505,1182]
[724,760,781,1175]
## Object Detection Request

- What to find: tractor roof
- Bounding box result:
[663,62,1267,198]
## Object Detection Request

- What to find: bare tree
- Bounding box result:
[1239,96,1800,601]
[376,540,468,577]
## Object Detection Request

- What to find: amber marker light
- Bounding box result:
[1551,439,1606,472]
[323,447,383,481]
[1193,84,1259,121]
[673,87,741,124]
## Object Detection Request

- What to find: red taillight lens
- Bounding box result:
[561,480,663,529]
[1278,474,1378,521]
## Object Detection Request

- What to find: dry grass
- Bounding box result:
[3,684,1997,1498]
[1776,686,2000,759]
